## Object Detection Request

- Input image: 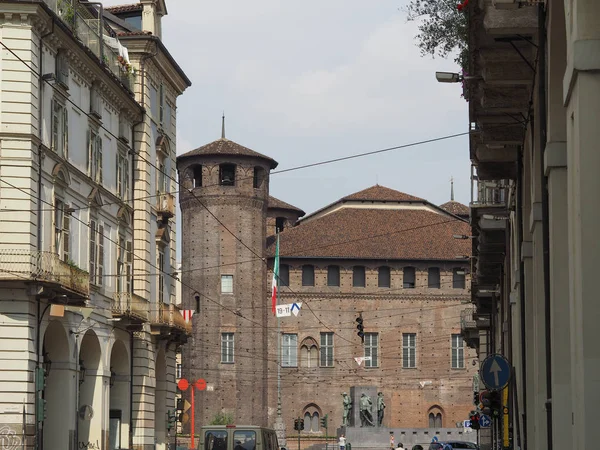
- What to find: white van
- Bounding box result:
[200,425,284,450]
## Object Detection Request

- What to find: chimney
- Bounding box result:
[140,0,167,39]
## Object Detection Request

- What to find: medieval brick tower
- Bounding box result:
[177,124,278,428]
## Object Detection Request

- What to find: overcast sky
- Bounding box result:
[105,0,470,213]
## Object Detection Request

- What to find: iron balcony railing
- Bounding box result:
[0,250,89,296]
[460,308,477,330]
[151,302,192,334]
[112,292,149,322]
[471,178,509,207]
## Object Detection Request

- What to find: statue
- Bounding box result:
[359,393,374,427]
[342,392,352,427]
[377,392,385,426]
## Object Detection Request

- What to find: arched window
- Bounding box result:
[327,265,340,286]
[378,266,391,288]
[275,217,286,233]
[301,344,318,368]
[428,267,440,288]
[353,266,365,287]
[453,268,466,289]
[403,266,416,288]
[427,406,444,428]
[253,167,265,189]
[311,412,319,432]
[302,265,314,286]
[302,403,322,433]
[192,165,202,188]
[219,163,236,186]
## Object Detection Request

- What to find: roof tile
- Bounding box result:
[268,196,305,216]
[342,185,424,202]
[177,138,278,169]
[105,4,143,14]
[440,200,470,217]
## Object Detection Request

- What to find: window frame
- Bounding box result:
[157,245,165,303]
[428,267,441,288]
[327,265,340,287]
[279,264,290,287]
[378,266,391,288]
[452,334,465,369]
[117,233,132,293]
[219,163,236,186]
[89,217,104,286]
[402,333,417,368]
[221,332,234,363]
[453,268,466,289]
[403,266,416,289]
[353,266,366,288]
[281,333,298,367]
[50,99,68,158]
[116,148,130,202]
[87,127,103,183]
[364,333,379,368]
[302,265,315,287]
[221,274,234,294]
[320,332,334,367]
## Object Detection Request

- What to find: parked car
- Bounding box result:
[428,442,478,450]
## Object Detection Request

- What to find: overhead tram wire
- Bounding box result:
[0,39,474,350]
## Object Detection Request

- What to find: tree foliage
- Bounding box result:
[405,0,468,69]
[210,412,235,425]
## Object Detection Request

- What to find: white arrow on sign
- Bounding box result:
[291,302,302,316]
[489,359,502,386]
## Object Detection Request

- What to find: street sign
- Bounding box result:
[354,356,371,366]
[195,379,207,391]
[463,420,471,428]
[276,304,293,317]
[183,400,191,413]
[177,379,189,391]
[479,414,491,428]
[291,302,302,316]
[181,412,190,425]
[480,354,511,390]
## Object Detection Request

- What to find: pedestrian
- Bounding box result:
[397,443,405,450]
[339,434,346,450]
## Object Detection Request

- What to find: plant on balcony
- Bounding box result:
[57,0,76,31]
[209,412,234,425]
[404,0,469,73]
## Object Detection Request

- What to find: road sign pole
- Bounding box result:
[191,386,195,450]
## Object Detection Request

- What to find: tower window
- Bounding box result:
[275,217,285,233]
[428,267,440,288]
[302,265,314,286]
[327,265,340,287]
[353,266,366,287]
[453,268,466,289]
[279,264,289,287]
[378,266,390,288]
[403,266,416,289]
[192,165,202,188]
[219,163,236,186]
[253,167,265,189]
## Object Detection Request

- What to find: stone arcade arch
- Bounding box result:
[109,339,130,450]
[42,320,72,450]
[78,329,103,449]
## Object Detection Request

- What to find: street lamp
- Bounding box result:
[435,71,482,83]
[79,359,86,385]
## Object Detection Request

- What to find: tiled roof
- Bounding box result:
[267,207,471,260]
[268,196,305,216]
[117,31,152,36]
[105,4,143,14]
[440,200,470,217]
[342,185,424,202]
[178,138,278,169]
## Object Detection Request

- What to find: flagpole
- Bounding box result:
[274,233,285,447]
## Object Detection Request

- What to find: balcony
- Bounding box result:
[460,308,480,349]
[150,302,191,342]
[112,292,149,324]
[0,250,89,299]
[156,192,175,219]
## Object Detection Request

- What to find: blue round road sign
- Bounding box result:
[479,354,511,390]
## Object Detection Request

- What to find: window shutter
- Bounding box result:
[116,153,122,197]
[50,99,56,151]
[126,240,132,293]
[89,219,96,282]
[86,129,91,176]
[97,223,104,286]
[63,105,68,158]
[124,158,129,202]
[97,136,103,183]
[63,207,70,262]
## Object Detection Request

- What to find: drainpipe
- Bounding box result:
[517,143,528,450]
[129,329,134,450]
[537,4,552,450]
[35,20,55,450]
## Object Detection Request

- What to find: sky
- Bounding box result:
[105,0,471,213]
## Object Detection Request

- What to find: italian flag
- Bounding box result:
[271,234,280,314]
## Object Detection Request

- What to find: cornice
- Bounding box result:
[278,292,470,302]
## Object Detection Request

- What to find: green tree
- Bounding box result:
[405,0,468,69]
[210,412,235,425]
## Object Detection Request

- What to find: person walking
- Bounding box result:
[339,434,346,450]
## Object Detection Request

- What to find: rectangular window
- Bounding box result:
[176,363,182,379]
[320,332,334,367]
[327,265,340,287]
[279,264,289,287]
[378,266,391,288]
[88,129,103,183]
[157,247,165,303]
[51,100,68,158]
[453,268,466,289]
[221,275,233,293]
[117,235,132,293]
[56,50,69,87]
[403,333,416,368]
[159,83,164,125]
[403,267,416,288]
[364,333,379,367]
[117,151,130,201]
[221,333,234,363]
[428,267,441,288]
[88,219,104,286]
[62,206,70,262]
[353,266,366,287]
[281,334,298,367]
[302,265,314,286]
[157,159,167,193]
[54,199,64,256]
[452,334,465,369]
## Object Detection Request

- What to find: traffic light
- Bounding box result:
[176,397,184,412]
[489,390,502,416]
[166,410,176,431]
[36,398,47,423]
[299,419,305,431]
[320,414,328,428]
[356,314,364,343]
[479,390,492,415]
[294,419,299,431]
[473,392,479,406]
[469,412,480,430]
